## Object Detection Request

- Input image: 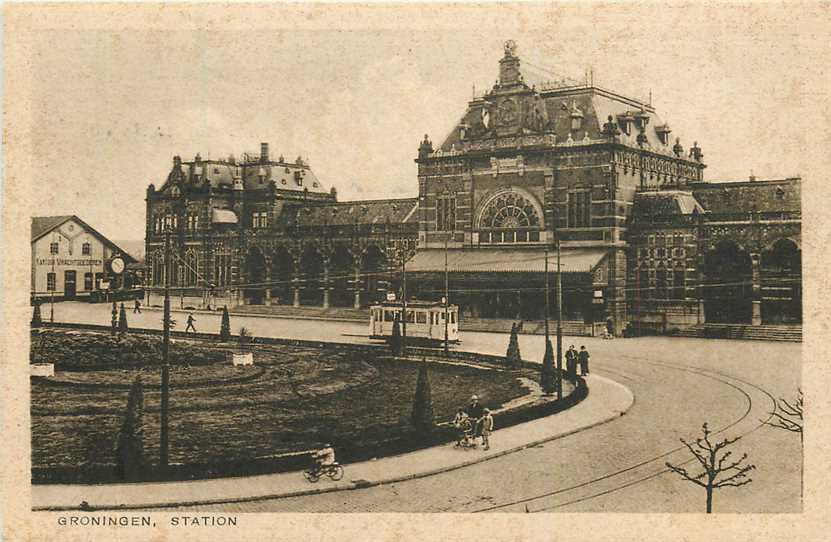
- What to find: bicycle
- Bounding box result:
[303,462,344,483]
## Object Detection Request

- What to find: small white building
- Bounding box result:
[31,215,137,301]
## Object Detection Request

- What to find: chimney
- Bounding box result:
[260,142,269,163]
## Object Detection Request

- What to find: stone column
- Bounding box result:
[322,259,330,309]
[353,264,361,309]
[751,252,762,325]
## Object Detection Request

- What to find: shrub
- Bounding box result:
[31,301,42,328]
[390,315,402,356]
[118,303,128,334]
[505,323,521,368]
[540,338,555,394]
[411,363,434,435]
[115,377,145,481]
[111,301,118,335]
[220,306,231,341]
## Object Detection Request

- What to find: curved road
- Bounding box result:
[50,302,803,513]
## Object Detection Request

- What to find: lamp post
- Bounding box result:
[400,240,408,357]
[50,256,55,323]
[555,233,563,400]
[159,224,172,472]
[444,229,451,355]
[443,188,455,356]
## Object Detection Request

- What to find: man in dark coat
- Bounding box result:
[465,394,485,438]
[565,345,578,380]
[578,345,590,376]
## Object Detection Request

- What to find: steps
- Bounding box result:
[671,323,802,342]
[458,318,591,337]
[229,304,368,322]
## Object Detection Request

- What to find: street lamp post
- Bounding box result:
[160,225,172,472]
[544,240,550,346]
[444,228,450,356]
[555,234,563,400]
[50,257,55,323]
[401,242,407,357]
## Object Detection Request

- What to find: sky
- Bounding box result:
[26,3,826,243]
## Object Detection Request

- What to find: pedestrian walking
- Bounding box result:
[565,345,578,380]
[186,312,197,333]
[133,298,142,314]
[480,408,494,450]
[578,345,590,376]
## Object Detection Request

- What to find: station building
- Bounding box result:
[31,215,138,301]
[144,41,801,333]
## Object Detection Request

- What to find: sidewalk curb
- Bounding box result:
[33,377,634,512]
[141,305,365,324]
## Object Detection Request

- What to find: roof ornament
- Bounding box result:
[689,141,703,162]
[504,40,517,57]
[673,137,684,157]
[602,115,621,139]
[418,134,433,159]
[636,125,648,147]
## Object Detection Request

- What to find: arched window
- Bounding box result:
[82,242,91,256]
[152,250,165,286]
[184,249,198,286]
[478,191,541,244]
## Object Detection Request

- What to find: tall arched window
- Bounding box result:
[152,250,165,286]
[478,191,541,244]
[184,249,198,286]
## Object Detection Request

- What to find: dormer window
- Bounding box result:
[294,171,303,186]
[618,113,635,135]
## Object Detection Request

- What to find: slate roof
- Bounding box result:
[31,215,74,241]
[161,158,327,194]
[633,191,705,216]
[284,198,419,227]
[690,178,801,214]
[31,215,138,263]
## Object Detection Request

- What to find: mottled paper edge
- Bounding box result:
[2,3,830,541]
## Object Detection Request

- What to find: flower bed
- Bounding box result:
[30,329,226,370]
[31,329,560,483]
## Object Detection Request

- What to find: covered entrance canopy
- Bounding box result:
[407,247,607,274]
[407,248,609,321]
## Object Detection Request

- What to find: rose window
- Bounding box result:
[479,192,542,244]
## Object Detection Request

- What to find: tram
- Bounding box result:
[369,300,459,345]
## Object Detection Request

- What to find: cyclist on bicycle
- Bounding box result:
[312,443,336,475]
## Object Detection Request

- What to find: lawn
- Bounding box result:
[31,330,533,477]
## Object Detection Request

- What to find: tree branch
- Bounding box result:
[666,462,707,488]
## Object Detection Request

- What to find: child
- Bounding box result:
[453,408,470,447]
[480,408,494,451]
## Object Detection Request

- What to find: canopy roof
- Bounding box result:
[407,248,608,274]
[211,208,238,224]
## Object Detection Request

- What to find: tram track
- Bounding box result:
[472,357,778,513]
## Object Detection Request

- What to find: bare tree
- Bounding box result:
[763,389,803,444]
[666,422,755,513]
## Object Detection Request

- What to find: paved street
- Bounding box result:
[43,302,802,512]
